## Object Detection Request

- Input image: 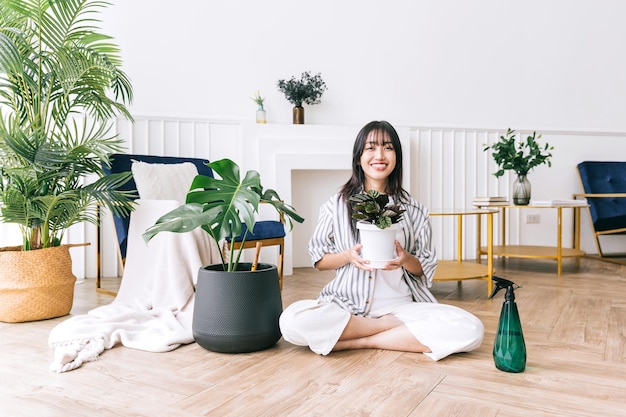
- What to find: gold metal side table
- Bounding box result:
[431,208,497,296]
[477,203,587,276]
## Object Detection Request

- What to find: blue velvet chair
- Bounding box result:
[97,153,286,294]
[575,161,626,259]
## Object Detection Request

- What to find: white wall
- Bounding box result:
[101,0,626,131]
[292,170,350,267]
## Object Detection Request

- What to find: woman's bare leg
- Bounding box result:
[338,314,403,341]
[334,319,431,353]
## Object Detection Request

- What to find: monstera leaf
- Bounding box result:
[143,158,304,272]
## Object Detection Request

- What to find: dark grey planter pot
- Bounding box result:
[192,263,283,353]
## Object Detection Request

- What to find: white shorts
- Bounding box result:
[279,300,484,361]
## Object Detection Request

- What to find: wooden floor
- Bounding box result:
[1,257,625,417]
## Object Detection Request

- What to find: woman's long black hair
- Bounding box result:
[340,120,409,236]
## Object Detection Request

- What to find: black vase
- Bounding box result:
[192,263,283,353]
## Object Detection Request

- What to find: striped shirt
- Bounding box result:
[308,193,438,315]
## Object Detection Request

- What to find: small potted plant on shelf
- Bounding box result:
[250,90,267,124]
[143,158,304,353]
[349,190,405,267]
[276,71,327,124]
[483,128,554,205]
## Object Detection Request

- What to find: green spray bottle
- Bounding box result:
[489,275,526,373]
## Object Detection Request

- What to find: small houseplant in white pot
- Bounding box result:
[143,158,304,353]
[483,128,554,205]
[250,90,267,124]
[349,190,405,268]
[276,71,327,124]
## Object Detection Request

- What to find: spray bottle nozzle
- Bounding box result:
[488,275,520,299]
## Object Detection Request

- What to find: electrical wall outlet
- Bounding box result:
[526,214,541,224]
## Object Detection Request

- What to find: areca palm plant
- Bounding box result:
[0,0,135,250]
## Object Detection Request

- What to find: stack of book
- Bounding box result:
[472,196,509,207]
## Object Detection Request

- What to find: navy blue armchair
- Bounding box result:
[102,154,214,261]
[575,161,626,259]
[97,153,286,294]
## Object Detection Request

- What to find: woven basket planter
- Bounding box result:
[0,245,77,323]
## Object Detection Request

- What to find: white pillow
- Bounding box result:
[131,160,199,203]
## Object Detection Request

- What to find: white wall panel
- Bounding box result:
[4,117,625,278]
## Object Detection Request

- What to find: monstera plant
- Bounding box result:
[143,158,304,272]
[143,158,305,354]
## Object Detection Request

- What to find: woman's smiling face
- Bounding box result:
[360,130,396,192]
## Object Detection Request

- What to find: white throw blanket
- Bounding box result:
[48,199,220,373]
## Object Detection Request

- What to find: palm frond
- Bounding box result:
[82,172,135,217]
[0,0,134,249]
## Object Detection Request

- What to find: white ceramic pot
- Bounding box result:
[356,222,402,268]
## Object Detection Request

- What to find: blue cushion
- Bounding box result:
[230,220,285,242]
[102,154,213,259]
[577,161,626,232]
